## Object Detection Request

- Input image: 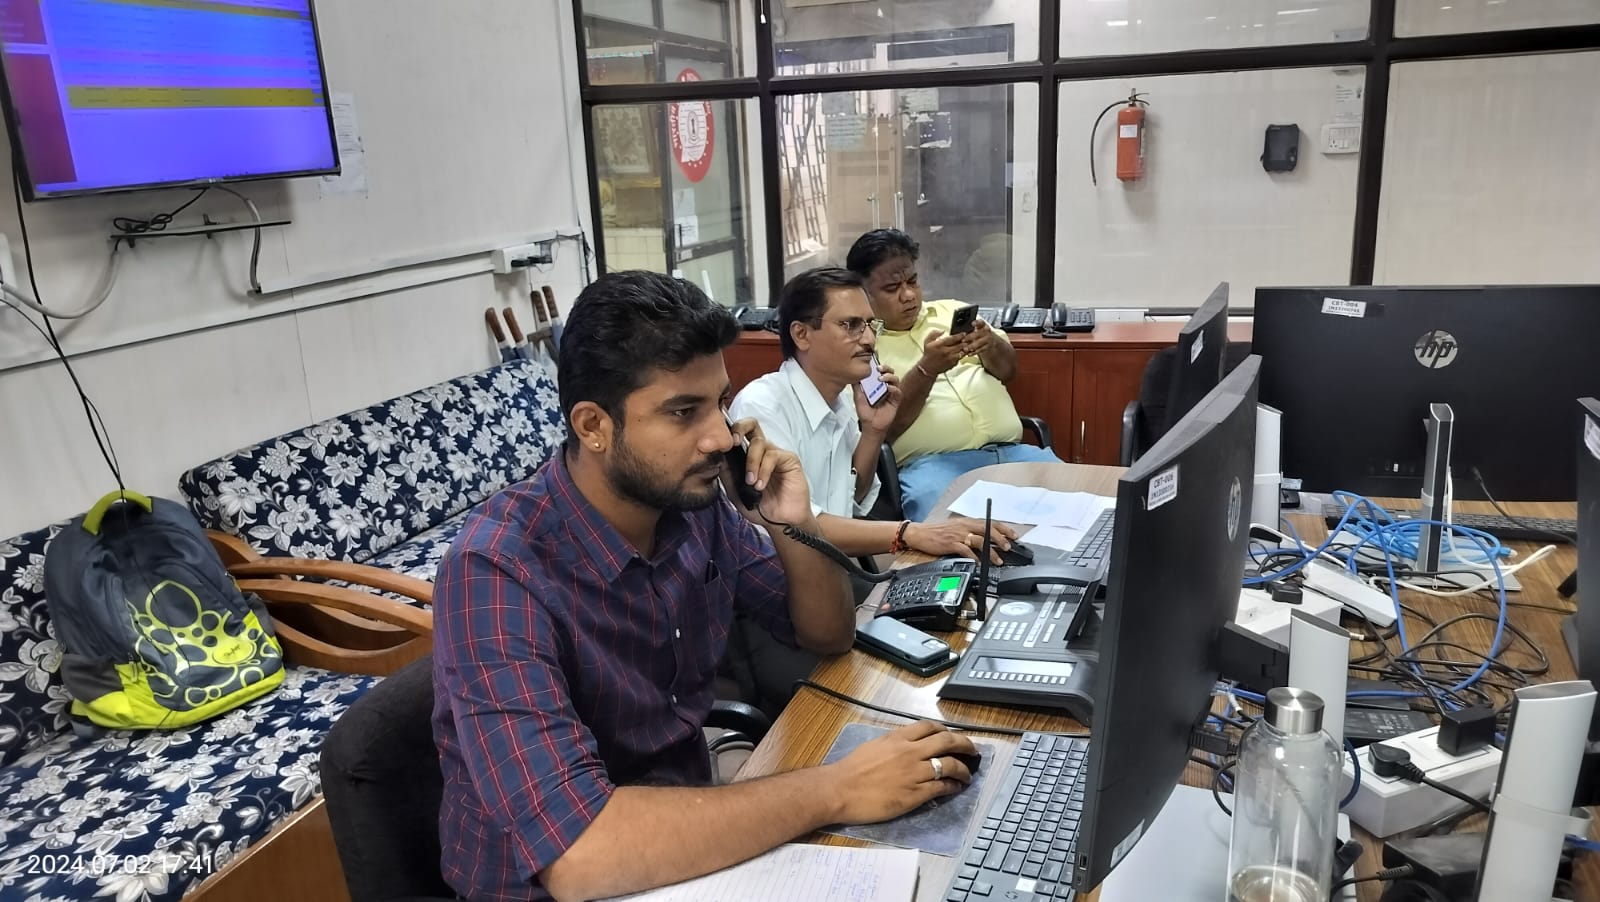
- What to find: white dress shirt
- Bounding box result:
[730,357,881,519]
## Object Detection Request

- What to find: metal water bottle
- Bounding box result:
[1227,687,1343,902]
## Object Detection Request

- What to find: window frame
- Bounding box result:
[574,0,1600,306]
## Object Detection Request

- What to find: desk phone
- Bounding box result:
[938,583,1100,724]
[875,558,979,631]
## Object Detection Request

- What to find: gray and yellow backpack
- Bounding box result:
[43,491,285,731]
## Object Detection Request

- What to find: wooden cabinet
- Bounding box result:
[721,323,1252,467]
[1009,348,1074,460]
[724,334,780,396]
[1069,349,1156,464]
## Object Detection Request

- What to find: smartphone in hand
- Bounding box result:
[859,355,889,406]
[949,304,979,335]
[721,410,763,509]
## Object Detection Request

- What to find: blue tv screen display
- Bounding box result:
[0,0,338,199]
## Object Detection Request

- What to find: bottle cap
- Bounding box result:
[1265,687,1325,735]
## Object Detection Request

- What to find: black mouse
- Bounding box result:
[950,750,982,776]
[996,541,1035,567]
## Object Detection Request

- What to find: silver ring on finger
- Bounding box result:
[930,757,944,781]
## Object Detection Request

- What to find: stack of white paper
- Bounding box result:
[601,844,919,902]
[948,480,1114,530]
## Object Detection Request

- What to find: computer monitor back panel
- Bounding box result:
[1167,282,1230,427]
[1074,356,1259,890]
[1254,286,1600,502]
[1577,398,1600,741]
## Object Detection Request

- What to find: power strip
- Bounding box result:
[1343,726,1501,837]
[1303,559,1398,627]
[1234,586,1342,647]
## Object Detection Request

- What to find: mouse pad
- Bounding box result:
[818,723,996,858]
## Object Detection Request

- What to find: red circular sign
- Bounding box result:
[669,69,715,183]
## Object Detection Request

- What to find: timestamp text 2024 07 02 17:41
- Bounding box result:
[20,850,220,877]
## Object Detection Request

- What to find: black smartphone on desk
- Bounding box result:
[856,617,958,677]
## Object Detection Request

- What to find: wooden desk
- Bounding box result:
[723,324,1253,467]
[736,463,1585,902]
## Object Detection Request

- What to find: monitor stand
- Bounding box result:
[1096,785,1356,902]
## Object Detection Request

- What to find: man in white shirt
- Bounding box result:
[728,267,1018,710]
[732,267,1018,568]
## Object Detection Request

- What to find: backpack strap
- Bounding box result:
[82,490,154,535]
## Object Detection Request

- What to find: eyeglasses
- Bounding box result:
[810,317,884,339]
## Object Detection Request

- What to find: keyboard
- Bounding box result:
[943,732,1088,901]
[1320,503,1577,543]
[1064,510,1115,572]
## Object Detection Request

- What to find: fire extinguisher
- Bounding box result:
[1090,91,1149,185]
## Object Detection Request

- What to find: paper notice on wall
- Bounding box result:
[826,113,869,150]
[675,215,699,247]
[320,92,368,198]
[900,87,938,115]
[1332,77,1364,124]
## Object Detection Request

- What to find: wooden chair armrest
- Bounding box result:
[207,530,263,567]
[229,558,434,605]
[236,579,433,638]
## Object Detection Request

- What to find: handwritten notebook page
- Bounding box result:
[599,843,918,902]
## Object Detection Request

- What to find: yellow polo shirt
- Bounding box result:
[874,299,1024,464]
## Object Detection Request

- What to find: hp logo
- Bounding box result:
[1414,330,1459,369]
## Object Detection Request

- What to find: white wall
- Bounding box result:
[1374,50,1600,284]
[0,0,591,539]
[1396,0,1600,35]
[1060,0,1370,57]
[1056,67,1363,309]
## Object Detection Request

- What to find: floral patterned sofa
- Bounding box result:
[0,519,433,902]
[179,358,565,600]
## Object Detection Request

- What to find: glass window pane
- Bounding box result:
[778,83,1039,308]
[585,0,652,28]
[1376,52,1600,284]
[664,0,728,43]
[1060,1,1369,57]
[593,98,763,307]
[1056,69,1363,309]
[1397,0,1600,36]
[773,1,1035,75]
[583,0,745,83]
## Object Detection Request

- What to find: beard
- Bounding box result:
[607,430,725,512]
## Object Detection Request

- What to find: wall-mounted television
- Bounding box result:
[0,0,339,200]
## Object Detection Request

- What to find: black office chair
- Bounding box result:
[1119,342,1252,467]
[867,416,1054,522]
[322,655,771,902]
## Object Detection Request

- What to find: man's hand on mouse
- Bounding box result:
[824,720,978,825]
[905,517,1019,564]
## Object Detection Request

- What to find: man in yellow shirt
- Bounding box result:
[846,229,1062,520]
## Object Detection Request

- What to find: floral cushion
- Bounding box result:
[0,523,70,768]
[179,359,565,566]
[361,512,469,585]
[0,665,378,902]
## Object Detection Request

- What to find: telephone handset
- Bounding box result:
[722,411,764,510]
[721,413,911,591]
[731,305,779,332]
[1042,303,1097,336]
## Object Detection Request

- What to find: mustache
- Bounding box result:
[692,453,726,475]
